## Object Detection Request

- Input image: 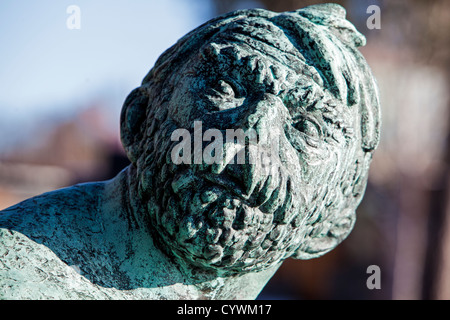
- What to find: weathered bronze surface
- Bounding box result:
[0,4,380,299]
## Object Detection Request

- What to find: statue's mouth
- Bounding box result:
[199,165,287,215]
[201,171,249,201]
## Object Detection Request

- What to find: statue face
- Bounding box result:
[137,38,363,274]
[122,6,381,275]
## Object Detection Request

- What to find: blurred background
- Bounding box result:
[1,0,449,300]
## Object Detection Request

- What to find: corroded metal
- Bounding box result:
[0,4,380,299]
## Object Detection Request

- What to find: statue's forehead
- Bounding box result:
[198,40,300,73]
[189,41,324,95]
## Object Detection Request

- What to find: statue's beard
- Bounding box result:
[141,153,308,274]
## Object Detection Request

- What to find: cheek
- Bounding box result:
[167,78,200,124]
[297,142,348,198]
[314,140,359,197]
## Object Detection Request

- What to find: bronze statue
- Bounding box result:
[0,4,380,299]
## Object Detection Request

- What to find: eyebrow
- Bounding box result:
[219,31,306,66]
[220,40,324,92]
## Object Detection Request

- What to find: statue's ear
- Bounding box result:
[120,87,149,164]
[292,209,356,260]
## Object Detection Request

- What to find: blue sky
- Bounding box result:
[0,0,214,131]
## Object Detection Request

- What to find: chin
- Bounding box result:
[146,162,306,274]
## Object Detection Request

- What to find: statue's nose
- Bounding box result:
[202,92,288,133]
[238,92,288,131]
[217,93,286,198]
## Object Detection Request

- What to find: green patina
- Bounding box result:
[0,4,380,300]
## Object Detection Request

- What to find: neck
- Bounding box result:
[120,165,152,231]
[114,166,218,280]
[100,165,280,299]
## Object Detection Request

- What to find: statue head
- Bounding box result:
[119,4,380,276]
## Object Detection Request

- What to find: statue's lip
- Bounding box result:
[200,172,250,202]
[199,169,278,209]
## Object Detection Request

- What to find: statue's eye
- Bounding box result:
[292,118,322,147]
[209,79,246,99]
[207,80,236,100]
[216,80,235,97]
[205,79,245,111]
[295,120,319,137]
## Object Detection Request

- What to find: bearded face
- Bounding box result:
[120,6,380,276]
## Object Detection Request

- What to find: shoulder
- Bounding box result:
[0,228,60,299]
[0,182,111,299]
[0,228,116,299]
[0,182,107,269]
[0,182,105,231]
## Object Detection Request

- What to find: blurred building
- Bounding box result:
[0,105,129,210]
